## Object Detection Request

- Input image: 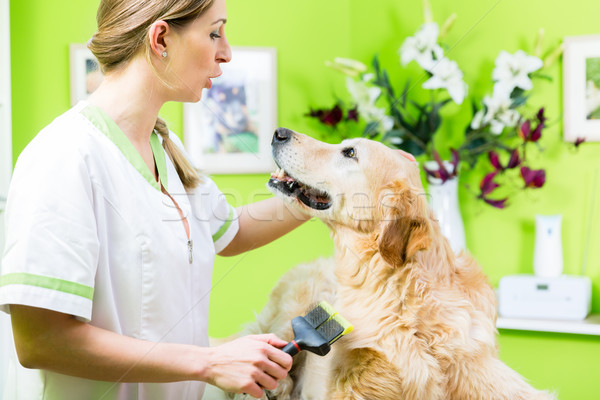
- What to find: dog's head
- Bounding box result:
[268,128,433,264]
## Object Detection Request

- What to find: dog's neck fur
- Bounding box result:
[328,222,457,350]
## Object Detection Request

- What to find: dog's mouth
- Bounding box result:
[268,168,332,210]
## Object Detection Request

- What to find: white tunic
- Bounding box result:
[0,101,239,399]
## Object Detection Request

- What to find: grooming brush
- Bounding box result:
[282,301,353,357]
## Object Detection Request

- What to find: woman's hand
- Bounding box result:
[204,334,293,398]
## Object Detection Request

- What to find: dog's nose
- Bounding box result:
[272,127,293,144]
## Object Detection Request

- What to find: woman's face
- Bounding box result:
[167,0,231,102]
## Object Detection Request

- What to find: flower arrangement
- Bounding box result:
[305,3,565,208]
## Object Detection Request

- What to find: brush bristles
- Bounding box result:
[304,302,332,328]
[316,318,344,343]
[304,301,354,344]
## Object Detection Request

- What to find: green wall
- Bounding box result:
[8,0,600,398]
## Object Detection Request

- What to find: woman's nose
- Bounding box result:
[217,36,232,63]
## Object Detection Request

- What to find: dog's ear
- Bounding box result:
[377,179,432,266]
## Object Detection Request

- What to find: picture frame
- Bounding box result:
[183,47,277,174]
[69,43,103,107]
[563,34,600,142]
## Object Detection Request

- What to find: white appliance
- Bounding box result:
[498,274,592,321]
[533,214,564,277]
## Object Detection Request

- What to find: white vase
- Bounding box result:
[533,214,563,277]
[428,177,466,253]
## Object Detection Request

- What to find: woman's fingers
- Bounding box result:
[246,334,293,374]
[208,334,292,396]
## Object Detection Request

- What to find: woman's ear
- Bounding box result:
[148,20,170,58]
[377,180,432,266]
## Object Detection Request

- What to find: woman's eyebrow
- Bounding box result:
[212,18,227,25]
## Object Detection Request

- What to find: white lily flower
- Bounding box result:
[364,107,394,134]
[492,50,543,93]
[382,114,394,131]
[422,58,468,104]
[346,77,381,108]
[471,87,520,134]
[399,22,444,71]
[325,57,368,78]
[345,77,393,134]
[471,109,486,130]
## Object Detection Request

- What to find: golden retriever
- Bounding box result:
[223,128,555,399]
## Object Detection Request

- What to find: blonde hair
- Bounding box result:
[88,0,215,190]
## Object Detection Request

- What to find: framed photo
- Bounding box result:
[69,44,104,106]
[563,34,600,142]
[183,47,277,174]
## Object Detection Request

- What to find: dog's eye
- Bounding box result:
[342,147,357,159]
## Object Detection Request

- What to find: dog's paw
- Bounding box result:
[261,376,294,400]
[232,394,266,400]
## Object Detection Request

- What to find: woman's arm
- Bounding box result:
[219,197,310,256]
[10,305,292,398]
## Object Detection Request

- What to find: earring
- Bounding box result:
[162,51,167,58]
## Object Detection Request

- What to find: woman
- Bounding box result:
[0,0,306,398]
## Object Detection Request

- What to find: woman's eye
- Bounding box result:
[342,147,357,159]
[210,32,221,40]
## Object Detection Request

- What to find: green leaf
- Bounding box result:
[401,80,410,109]
[531,72,553,82]
[383,69,395,98]
[401,140,426,156]
[511,95,529,108]
[382,129,406,142]
[363,121,380,138]
[390,104,417,135]
[510,87,525,98]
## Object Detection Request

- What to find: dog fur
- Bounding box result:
[227,129,555,400]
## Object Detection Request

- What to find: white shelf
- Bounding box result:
[497,314,600,335]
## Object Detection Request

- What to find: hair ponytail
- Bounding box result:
[154,117,201,190]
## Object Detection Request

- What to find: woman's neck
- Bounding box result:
[87,58,167,179]
[87,58,165,146]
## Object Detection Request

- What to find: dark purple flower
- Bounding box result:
[489,151,502,170]
[307,108,324,119]
[518,120,530,140]
[537,107,547,124]
[477,172,508,208]
[521,167,546,188]
[306,104,344,127]
[489,149,520,171]
[519,119,543,143]
[347,106,359,122]
[424,149,459,184]
[320,105,344,127]
[450,148,460,171]
[575,137,586,148]
[506,148,521,169]
[482,197,508,209]
[530,123,543,142]
[479,171,500,196]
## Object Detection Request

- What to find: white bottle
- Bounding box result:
[533,214,563,277]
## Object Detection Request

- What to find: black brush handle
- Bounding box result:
[281,316,331,357]
[282,340,301,356]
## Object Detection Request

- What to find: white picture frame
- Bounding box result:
[563,34,600,142]
[183,47,277,174]
[69,43,103,107]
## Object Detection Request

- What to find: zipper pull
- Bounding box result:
[188,239,193,264]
